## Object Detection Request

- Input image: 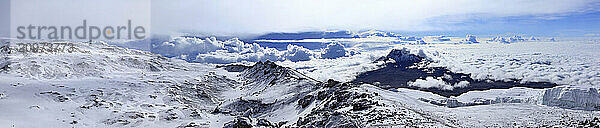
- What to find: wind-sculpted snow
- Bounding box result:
[3,37,600,127]
[295,80,452,127]
[216,39,599,127]
[213,52,598,127]
[212,61,321,126]
[0,40,240,127]
[217,62,458,127]
[234,61,319,103]
[6,41,188,79]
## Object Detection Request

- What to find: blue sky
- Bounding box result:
[149,0,600,37]
[398,11,600,37]
[2,0,600,37]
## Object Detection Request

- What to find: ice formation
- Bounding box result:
[542,86,600,110]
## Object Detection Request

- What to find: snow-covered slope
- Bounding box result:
[6,41,191,79]
[2,38,600,127]
[214,61,321,127]
[0,41,235,127]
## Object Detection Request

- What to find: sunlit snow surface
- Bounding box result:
[1,37,600,127]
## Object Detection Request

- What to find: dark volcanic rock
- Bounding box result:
[295,80,379,127]
[217,61,320,118]
[353,48,559,97]
[223,117,279,128]
[217,64,251,72]
[224,117,253,128]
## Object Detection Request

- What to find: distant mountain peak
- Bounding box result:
[355,29,402,38]
[376,48,423,66]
